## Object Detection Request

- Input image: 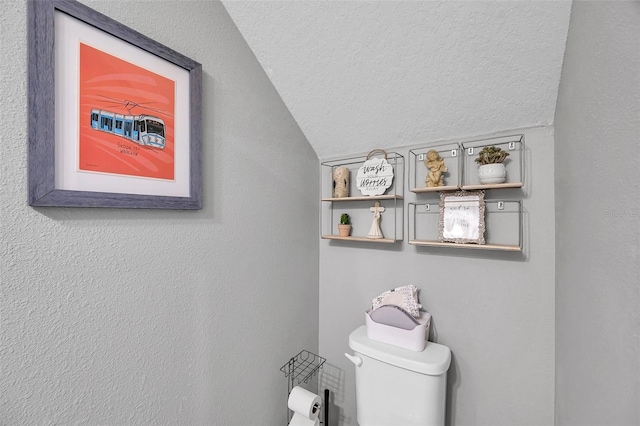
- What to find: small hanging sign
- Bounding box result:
[356,149,394,196]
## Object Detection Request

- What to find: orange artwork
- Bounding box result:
[79,43,176,180]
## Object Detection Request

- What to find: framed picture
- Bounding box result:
[28,0,202,209]
[438,190,486,244]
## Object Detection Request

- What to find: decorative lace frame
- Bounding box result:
[438,190,486,244]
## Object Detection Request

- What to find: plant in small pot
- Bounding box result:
[338,213,351,237]
[475,146,509,184]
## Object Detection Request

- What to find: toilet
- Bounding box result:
[345,326,451,426]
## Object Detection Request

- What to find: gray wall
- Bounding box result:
[554,1,640,425]
[0,1,319,424]
[320,126,556,426]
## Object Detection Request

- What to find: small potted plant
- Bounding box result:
[475,146,509,184]
[338,213,351,237]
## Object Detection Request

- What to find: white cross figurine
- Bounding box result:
[367,201,385,239]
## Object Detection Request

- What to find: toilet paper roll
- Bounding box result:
[287,386,321,421]
[289,412,320,426]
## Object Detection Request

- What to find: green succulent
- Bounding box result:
[340,213,350,225]
[475,146,509,165]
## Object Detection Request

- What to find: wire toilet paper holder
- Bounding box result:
[281,350,326,424]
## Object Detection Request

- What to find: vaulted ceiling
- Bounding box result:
[222,1,572,159]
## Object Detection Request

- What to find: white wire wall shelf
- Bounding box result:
[409,141,462,193]
[321,152,404,243]
[409,135,525,193]
[461,135,524,190]
[408,200,523,252]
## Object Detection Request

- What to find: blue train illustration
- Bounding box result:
[90,108,166,149]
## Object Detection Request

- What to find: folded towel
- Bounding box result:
[372,284,422,318]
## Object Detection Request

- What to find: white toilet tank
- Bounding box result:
[347,326,451,426]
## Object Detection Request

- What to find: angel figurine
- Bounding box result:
[425,149,447,187]
[367,201,385,239]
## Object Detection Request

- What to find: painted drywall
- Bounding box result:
[223,1,571,159]
[319,126,556,425]
[0,0,319,424]
[554,1,640,424]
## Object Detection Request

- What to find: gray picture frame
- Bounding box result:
[28,0,202,209]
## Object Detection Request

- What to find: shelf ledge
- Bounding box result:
[410,183,523,192]
[410,185,460,193]
[408,240,521,252]
[461,182,523,190]
[322,235,400,243]
[321,194,403,202]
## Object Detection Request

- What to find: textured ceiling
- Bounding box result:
[222,1,572,159]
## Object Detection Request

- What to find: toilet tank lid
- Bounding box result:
[349,326,451,375]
